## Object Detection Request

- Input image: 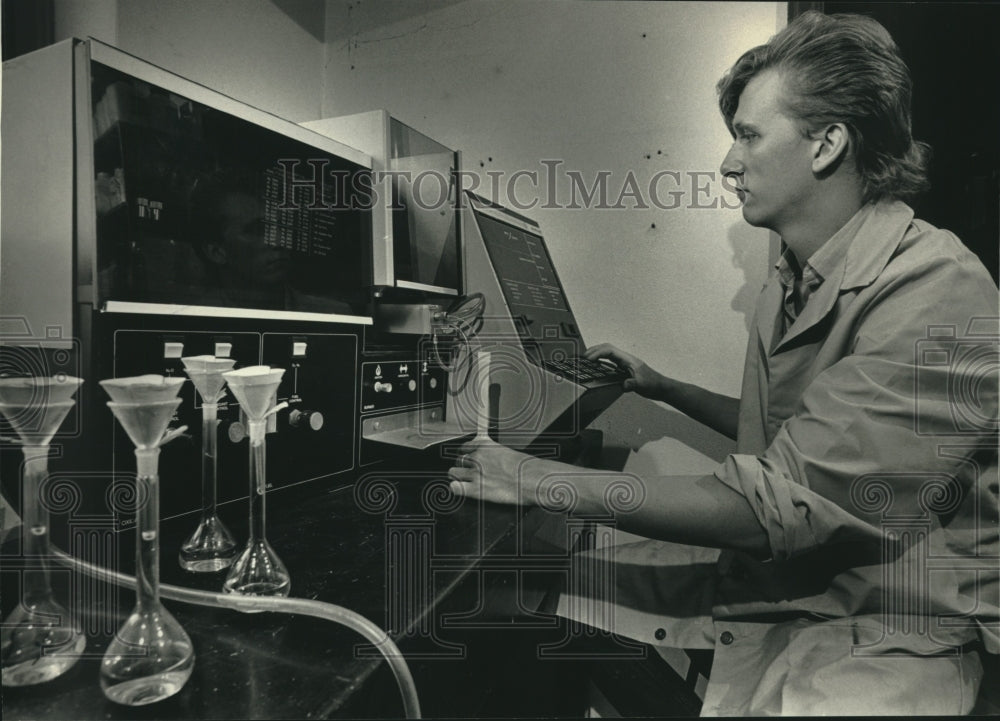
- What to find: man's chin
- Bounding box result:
[740,204,769,229]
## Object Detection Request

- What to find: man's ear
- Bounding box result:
[811,123,850,174]
[203,242,228,265]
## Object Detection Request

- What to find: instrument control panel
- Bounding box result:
[360,359,445,413]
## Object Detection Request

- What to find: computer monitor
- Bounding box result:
[468,198,586,364]
[301,111,461,298]
[457,193,624,448]
[90,61,372,320]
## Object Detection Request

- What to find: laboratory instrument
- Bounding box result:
[0,376,87,686]
[99,374,194,705]
[221,365,290,598]
[178,355,238,572]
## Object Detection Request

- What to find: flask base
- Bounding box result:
[101,668,192,706]
[222,538,291,606]
[179,555,234,573]
[1,632,86,687]
[1,599,86,686]
[100,603,195,705]
[179,515,237,573]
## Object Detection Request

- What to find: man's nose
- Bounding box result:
[720,142,743,177]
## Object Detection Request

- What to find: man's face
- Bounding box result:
[720,69,817,232]
[215,192,290,287]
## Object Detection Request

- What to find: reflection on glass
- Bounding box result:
[90,63,371,316]
[389,118,459,291]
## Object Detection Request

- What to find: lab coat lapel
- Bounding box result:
[770,202,914,355]
[771,262,846,354]
[756,277,785,357]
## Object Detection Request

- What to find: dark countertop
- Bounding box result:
[1,463,536,720]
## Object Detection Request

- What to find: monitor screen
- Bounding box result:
[471,207,584,360]
[389,149,459,293]
[91,62,371,317]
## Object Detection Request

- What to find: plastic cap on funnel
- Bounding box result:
[222,366,284,420]
[182,356,236,401]
[0,376,83,406]
[0,400,76,445]
[100,375,185,404]
[107,398,183,449]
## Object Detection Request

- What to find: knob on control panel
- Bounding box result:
[289,409,324,431]
[361,358,446,413]
[224,420,247,444]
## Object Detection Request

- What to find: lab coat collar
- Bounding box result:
[765,200,914,355]
[838,200,915,290]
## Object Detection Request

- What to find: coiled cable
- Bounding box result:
[431,293,485,392]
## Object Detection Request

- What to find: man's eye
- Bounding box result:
[740,133,757,143]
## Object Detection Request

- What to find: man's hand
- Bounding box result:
[584,341,739,439]
[446,439,769,556]
[584,343,662,398]
[447,438,548,506]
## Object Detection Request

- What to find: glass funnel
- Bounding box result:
[178,356,237,572]
[99,375,195,706]
[0,376,87,686]
[220,366,290,599]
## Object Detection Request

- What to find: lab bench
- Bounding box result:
[1,458,580,719]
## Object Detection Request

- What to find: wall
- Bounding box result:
[322,1,784,470]
[53,0,118,47]
[52,0,326,122]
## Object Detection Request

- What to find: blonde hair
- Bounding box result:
[717,11,930,203]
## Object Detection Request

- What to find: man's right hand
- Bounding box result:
[586,342,739,440]
[584,343,662,399]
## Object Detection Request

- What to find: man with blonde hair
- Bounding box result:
[449,12,998,715]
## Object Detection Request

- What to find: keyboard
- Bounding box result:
[542,356,629,386]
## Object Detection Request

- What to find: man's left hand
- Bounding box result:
[447,438,545,506]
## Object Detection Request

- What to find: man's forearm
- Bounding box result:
[528,459,770,558]
[654,376,739,440]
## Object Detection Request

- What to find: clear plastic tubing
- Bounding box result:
[51,547,421,718]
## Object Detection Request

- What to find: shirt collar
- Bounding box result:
[775,248,798,287]
[776,247,824,295]
[773,200,915,292]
